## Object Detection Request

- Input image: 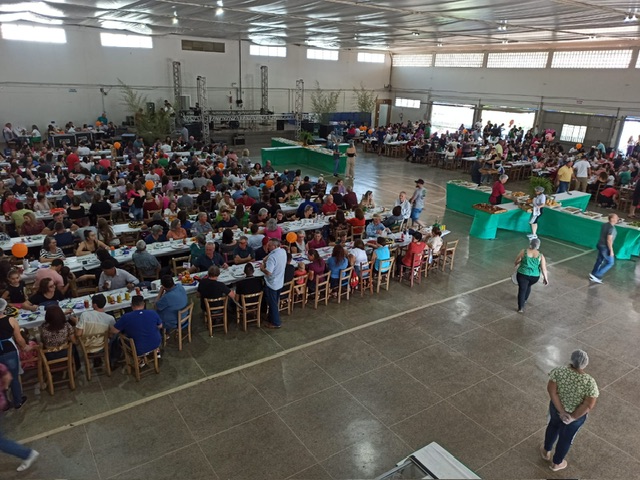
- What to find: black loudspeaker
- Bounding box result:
[146,102,155,115]
[319,124,331,139]
[301,121,316,133]
[229,120,240,129]
[184,123,202,139]
[276,120,285,131]
[51,134,76,148]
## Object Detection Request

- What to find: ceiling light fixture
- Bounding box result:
[216,7,223,15]
[172,17,178,25]
[436,42,443,47]
[412,32,419,36]
[217,0,223,6]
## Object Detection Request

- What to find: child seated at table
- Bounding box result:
[2,270,36,310]
[294,262,307,285]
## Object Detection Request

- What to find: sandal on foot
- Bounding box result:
[549,460,567,471]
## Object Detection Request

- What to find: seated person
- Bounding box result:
[144,224,167,244]
[98,259,140,292]
[110,295,162,357]
[399,231,426,272]
[233,236,255,264]
[132,240,161,278]
[246,224,265,250]
[307,230,327,250]
[216,210,239,230]
[190,242,226,273]
[382,206,404,229]
[52,222,76,248]
[155,275,188,330]
[235,263,264,296]
[371,237,391,273]
[196,265,236,310]
[365,214,388,238]
[75,294,116,355]
[2,269,32,309]
[23,278,64,310]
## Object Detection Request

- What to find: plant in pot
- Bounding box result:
[298,131,314,146]
[529,176,554,197]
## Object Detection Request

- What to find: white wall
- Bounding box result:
[0,25,392,128]
[390,65,640,119]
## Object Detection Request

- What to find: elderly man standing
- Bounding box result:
[155,275,188,330]
[589,213,618,284]
[394,191,412,220]
[260,239,287,329]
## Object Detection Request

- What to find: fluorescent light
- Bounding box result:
[216,7,223,15]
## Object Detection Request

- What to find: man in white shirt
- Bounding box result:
[394,191,412,220]
[75,294,115,355]
[260,239,287,329]
[573,156,591,192]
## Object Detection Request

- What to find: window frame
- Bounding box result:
[357,52,386,64]
[249,44,287,58]
[307,48,339,61]
[559,124,587,143]
[0,23,66,44]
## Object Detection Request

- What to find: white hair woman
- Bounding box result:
[489,174,508,205]
[513,237,548,313]
[542,349,599,472]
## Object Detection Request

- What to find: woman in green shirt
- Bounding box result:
[514,237,548,313]
[542,349,599,472]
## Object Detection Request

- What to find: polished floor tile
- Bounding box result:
[170,372,272,441]
[276,386,390,461]
[476,448,552,480]
[342,364,441,426]
[199,412,315,480]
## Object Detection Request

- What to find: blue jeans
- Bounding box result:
[557,181,569,193]
[410,208,422,222]
[0,350,23,407]
[264,286,281,327]
[130,206,143,220]
[0,418,31,460]
[591,245,615,279]
[544,402,587,465]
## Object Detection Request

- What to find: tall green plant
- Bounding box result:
[310,81,340,124]
[118,79,170,144]
[353,82,377,114]
[529,176,554,196]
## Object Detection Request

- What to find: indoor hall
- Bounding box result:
[1,151,640,479]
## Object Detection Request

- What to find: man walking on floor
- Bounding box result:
[589,213,618,284]
[410,179,427,229]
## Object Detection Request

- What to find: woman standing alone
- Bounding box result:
[513,238,548,313]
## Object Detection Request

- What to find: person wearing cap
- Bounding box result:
[409,179,427,228]
[98,259,139,292]
[542,349,599,472]
[528,186,546,239]
[555,158,575,194]
[513,238,548,313]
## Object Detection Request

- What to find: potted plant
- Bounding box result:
[529,176,554,196]
[298,131,315,146]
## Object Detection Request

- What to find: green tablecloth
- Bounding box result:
[538,209,640,260]
[447,183,496,216]
[262,141,348,174]
[469,205,531,239]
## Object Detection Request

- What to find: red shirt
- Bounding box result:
[489,181,506,205]
[236,196,256,207]
[99,158,111,169]
[66,153,80,171]
[321,202,338,215]
[402,241,426,267]
[2,197,18,213]
[600,187,618,198]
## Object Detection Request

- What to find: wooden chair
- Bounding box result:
[335,266,354,303]
[163,303,193,351]
[313,273,331,309]
[398,253,423,287]
[136,265,161,284]
[78,332,111,381]
[374,257,395,293]
[38,343,76,395]
[292,274,309,310]
[171,255,191,276]
[204,296,229,336]
[235,292,263,332]
[617,189,633,212]
[421,247,436,278]
[60,243,77,257]
[439,240,459,272]
[278,280,295,315]
[349,224,365,241]
[357,261,374,296]
[119,334,160,382]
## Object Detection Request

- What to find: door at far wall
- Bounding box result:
[375,99,391,127]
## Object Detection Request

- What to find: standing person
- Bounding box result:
[0,362,39,471]
[489,174,508,206]
[628,179,640,218]
[0,298,31,409]
[528,186,546,239]
[573,155,591,193]
[589,213,618,284]
[332,147,340,177]
[345,141,356,179]
[541,350,598,472]
[409,179,427,228]
[555,158,575,194]
[260,239,287,329]
[513,238,549,313]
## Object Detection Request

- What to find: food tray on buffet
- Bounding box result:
[472,203,507,214]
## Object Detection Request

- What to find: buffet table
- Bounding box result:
[261,139,349,174]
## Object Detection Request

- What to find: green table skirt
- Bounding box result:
[262,142,347,174]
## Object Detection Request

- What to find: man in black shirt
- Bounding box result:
[235,263,263,296]
[298,177,312,196]
[43,211,77,235]
[196,265,235,311]
[275,184,288,203]
[215,210,238,230]
[10,175,30,195]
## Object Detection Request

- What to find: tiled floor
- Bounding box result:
[2,147,640,479]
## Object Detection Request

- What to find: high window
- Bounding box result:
[392,54,433,67]
[551,50,632,69]
[1,23,66,43]
[249,45,286,57]
[395,98,421,109]
[560,124,587,143]
[434,53,483,68]
[307,49,338,61]
[487,52,548,68]
[357,52,385,63]
[100,32,152,48]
